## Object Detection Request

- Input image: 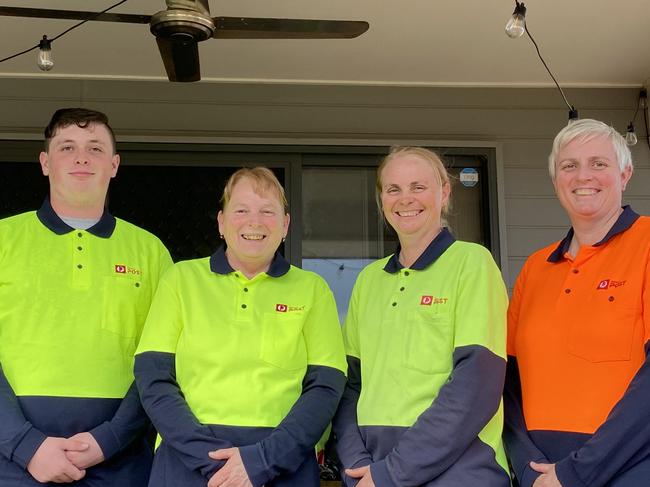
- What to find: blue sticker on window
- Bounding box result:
[459,168,479,187]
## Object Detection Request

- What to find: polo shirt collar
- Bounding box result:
[36,197,116,238]
[383,227,456,273]
[547,205,639,263]
[209,245,290,278]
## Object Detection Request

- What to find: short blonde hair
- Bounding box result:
[376,146,451,215]
[221,167,288,212]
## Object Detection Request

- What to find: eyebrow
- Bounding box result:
[385,181,427,187]
[559,155,612,163]
[54,139,108,146]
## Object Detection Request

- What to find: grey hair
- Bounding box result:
[548,118,633,178]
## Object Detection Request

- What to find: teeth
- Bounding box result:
[397,210,420,217]
[242,234,264,240]
[574,188,598,195]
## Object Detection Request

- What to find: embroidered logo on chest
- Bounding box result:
[420,295,448,305]
[114,264,142,276]
[596,279,626,290]
[275,303,306,313]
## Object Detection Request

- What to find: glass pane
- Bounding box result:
[302,166,395,322]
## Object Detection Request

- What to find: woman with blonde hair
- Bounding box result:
[504,119,650,487]
[334,147,510,486]
[135,167,346,487]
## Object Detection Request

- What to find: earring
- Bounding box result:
[282,237,286,243]
[219,234,224,239]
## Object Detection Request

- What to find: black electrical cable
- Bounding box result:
[0,0,128,65]
[50,0,128,43]
[643,106,650,153]
[0,43,40,64]
[524,23,574,112]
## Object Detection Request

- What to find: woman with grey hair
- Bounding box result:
[504,119,650,487]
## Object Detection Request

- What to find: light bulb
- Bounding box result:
[568,106,579,123]
[505,2,527,38]
[37,35,54,71]
[626,123,638,146]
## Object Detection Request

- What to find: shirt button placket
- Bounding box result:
[72,231,89,287]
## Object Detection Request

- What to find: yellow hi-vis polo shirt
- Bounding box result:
[0,208,171,399]
[335,229,509,487]
[136,248,347,428]
[0,199,171,479]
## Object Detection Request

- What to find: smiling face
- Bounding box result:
[553,135,632,225]
[39,122,119,217]
[379,153,450,245]
[217,176,289,274]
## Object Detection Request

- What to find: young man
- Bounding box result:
[0,108,172,486]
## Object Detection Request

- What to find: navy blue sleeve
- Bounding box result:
[555,342,650,487]
[89,381,150,461]
[239,364,346,487]
[332,356,372,487]
[0,363,47,469]
[503,356,548,487]
[134,351,232,480]
[370,345,506,487]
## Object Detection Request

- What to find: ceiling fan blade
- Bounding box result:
[212,17,369,39]
[156,35,201,82]
[0,6,150,24]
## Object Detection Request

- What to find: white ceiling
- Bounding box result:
[0,0,648,87]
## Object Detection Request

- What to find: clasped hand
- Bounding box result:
[27,432,104,483]
[208,447,253,487]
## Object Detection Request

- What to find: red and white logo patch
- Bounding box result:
[420,295,433,306]
[597,279,610,289]
[596,279,625,290]
[115,265,126,274]
[275,304,288,312]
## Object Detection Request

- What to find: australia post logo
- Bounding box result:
[114,264,142,276]
[275,303,305,313]
[420,295,448,305]
[596,279,625,290]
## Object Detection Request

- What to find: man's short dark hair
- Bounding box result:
[44,108,117,153]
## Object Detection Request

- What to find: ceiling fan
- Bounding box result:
[0,0,369,82]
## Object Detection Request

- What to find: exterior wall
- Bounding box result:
[0,78,648,288]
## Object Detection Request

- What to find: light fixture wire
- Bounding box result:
[644,93,650,151]
[0,0,129,65]
[523,22,575,114]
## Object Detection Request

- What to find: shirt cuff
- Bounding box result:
[370,459,398,487]
[239,443,271,487]
[12,426,47,469]
[555,456,588,487]
[519,463,544,487]
[89,421,120,461]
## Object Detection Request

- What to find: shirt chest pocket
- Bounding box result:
[567,296,638,363]
[403,310,453,374]
[260,313,307,371]
[101,275,147,340]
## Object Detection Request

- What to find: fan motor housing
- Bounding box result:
[150,8,215,41]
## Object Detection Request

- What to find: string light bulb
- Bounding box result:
[37,35,54,71]
[626,123,638,146]
[505,1,527,38]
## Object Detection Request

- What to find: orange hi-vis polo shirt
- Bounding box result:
[508,209,650,436]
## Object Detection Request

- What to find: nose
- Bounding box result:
[575,164,593,181]
[75,151,88,165]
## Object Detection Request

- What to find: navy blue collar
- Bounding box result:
[383,227,456,273]
[36,197,116,238]
[547,206,639,263]
[209,245,290,278]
